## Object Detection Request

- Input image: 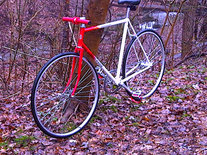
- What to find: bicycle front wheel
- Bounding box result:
[122,29,165,99]
[31,52,99,138]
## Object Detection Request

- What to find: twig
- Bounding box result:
[2,81,33,100]
[164,0,186,47]
[2,46,50,61]
[22,8,44,33]
[0,0,6,6]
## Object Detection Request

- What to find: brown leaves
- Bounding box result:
[0,136,3,143]
[1,58,207,154]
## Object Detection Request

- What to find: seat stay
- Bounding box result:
[121,65,151,83]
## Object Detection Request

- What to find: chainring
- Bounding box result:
[103,70,121,94]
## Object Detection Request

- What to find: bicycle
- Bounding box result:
[31,0,165,138]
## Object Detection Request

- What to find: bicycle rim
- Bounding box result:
[123,29,165,99]
[31,52,99,138]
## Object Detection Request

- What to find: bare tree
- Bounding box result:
[181,0,198,59]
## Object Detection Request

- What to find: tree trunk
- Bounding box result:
[61,0,110,122]
[181,0,198,59]
[84,0,110,60]
[196,0,207,42]
[79,0,110,108]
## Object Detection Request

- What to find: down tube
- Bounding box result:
[95,57,118,85]
[82,43,116,83]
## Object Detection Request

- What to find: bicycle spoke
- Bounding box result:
[123,30,165,99]
[75,81,94,96]
[31,53,99,138]
[39,100,65,124]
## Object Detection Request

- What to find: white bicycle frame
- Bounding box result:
[93,8,151,92]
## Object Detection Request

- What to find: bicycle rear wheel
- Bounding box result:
[122,29,165,99]
[31,52,99,138]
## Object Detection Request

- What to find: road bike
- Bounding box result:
[31,0,165,138]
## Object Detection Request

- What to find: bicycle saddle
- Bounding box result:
[118,0,141,5]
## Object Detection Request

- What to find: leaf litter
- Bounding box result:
[0,58,207,154]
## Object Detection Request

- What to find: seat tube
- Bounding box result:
[115,18,129,80]
[126,7,130,18]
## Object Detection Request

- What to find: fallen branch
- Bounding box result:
[174,53,207,68]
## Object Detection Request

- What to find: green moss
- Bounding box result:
[0,141,8,148]
[14,136,35,147]
[110,105,118,112]
[166,95,180,102]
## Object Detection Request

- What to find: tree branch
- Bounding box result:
[0,0,6,6]
[22,7,43,33]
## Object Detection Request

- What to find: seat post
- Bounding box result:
[126,7,130,18]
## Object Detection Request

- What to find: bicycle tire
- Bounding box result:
[122,29,165,99]
[31,52,99,138]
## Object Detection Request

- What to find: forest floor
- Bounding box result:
[0,56,207,154]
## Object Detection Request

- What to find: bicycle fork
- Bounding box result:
[63,47,84,97]
[63,25,86,97]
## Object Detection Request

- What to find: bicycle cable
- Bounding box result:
[68,22,77,47]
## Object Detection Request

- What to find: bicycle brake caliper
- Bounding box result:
[95,66,105,79]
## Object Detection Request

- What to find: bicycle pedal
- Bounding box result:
[130,96,142,104]
[131,92,142,102]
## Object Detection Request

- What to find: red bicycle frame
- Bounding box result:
[62,14,142,99]
[62,17,100,97]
